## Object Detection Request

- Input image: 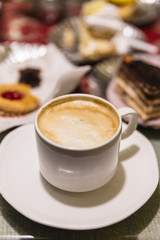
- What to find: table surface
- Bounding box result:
[0,1,160,239]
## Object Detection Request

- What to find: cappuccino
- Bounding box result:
[38,96,119,149]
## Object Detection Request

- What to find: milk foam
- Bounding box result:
[38,99,119,149]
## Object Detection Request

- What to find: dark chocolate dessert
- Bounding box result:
[115,55,160,121]
[19,68,41,88]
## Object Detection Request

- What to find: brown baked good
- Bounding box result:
[78,20,116,61]
[19,68,41,88]
[0,83,40,116]
[81,0,136,21]
[118,3,135,20]
[81,0,107,16]
[115,55,160,120]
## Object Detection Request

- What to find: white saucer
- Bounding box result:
[0,124,159,230]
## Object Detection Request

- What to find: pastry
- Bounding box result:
[19,67,41,88]
[118,3,135,20]
[78,20,116,61]
[115,55,160,120]
[81,0,107,16]
[81,0,136,20]
[109,0,135,6]
[0,83,40,116]
[107,0,136,20]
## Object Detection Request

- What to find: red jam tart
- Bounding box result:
[0,83,40,116]
[1,91,23,100]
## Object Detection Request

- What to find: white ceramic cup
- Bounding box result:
[35,94,137,192]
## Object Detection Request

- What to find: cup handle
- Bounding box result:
[118,107,138,140]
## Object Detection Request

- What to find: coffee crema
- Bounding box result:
[38,98,119,149]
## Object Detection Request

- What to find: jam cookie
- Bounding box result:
[0,83,40,116]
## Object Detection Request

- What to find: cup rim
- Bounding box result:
[35,94,122,152]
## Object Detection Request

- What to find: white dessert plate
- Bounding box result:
[0,124,159,230]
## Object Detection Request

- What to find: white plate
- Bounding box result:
[0,124,159,230]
